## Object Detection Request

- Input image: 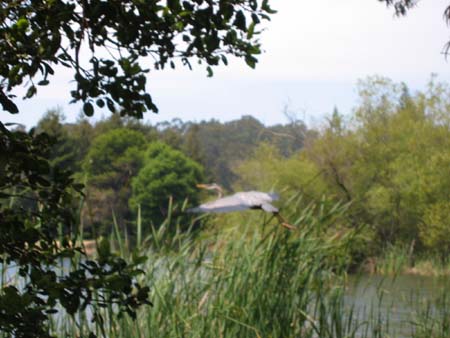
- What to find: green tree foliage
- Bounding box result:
[182,123,205,164]
[235,76,450,258]
[32,111,307,205]
[84,128,147,183]
[234,142,326,198]
[35,111,97,174]
[155,119,185,150]
[0,0,275,116]
[76,114,306,191]
[66,114,96,170]
[92,113,157,140]
[348,77,450,246]
[420,202,450,260]
[83,128,147,232]
[130,142,203,227]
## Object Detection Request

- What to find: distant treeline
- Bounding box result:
[34,111,307,188]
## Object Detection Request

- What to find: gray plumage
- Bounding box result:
[188,191,280,214]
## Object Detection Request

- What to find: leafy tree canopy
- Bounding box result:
[83,128,148,232]
[0,0,275,117]
[85,128,147,182]
[35,107,81,171]
[130,141,204,226]
[187,115,307,190]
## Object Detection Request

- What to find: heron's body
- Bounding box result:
[189,183,295,230]
[189,191,280,213]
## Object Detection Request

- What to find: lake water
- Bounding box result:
[345,274,450,337]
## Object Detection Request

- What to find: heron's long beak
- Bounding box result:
[196,183,223,198]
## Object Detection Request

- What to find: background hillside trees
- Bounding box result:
[31,76,450,264]
[187,115,307,190]
[31,113,308,236]
[7,74,450,270]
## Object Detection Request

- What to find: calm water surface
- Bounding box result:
[345,274,450,337]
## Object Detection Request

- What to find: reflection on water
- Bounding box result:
[345,274,450,337]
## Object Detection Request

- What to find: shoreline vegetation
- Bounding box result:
[80,238,450,277]
[362,256,450,277]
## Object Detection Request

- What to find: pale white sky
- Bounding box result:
[7,0,450,128]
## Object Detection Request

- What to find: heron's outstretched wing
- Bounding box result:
[188,195,251,213]
[261,203,279,213]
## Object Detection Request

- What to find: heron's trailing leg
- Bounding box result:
[274,213,296,230]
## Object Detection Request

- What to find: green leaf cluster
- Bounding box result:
[0,0,275,117]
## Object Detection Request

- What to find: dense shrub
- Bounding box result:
[130,142,204,227]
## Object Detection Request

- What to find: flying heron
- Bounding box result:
[189,183,296,230]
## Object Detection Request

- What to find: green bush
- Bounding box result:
[130,142,204,227]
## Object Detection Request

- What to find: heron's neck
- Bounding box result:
[215,187,223,198]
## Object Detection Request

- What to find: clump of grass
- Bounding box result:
[376,244,411,275]
[375,244,450,277]
[410,257,450,277]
